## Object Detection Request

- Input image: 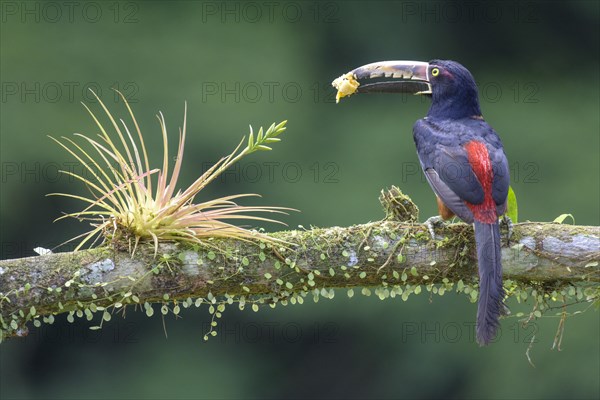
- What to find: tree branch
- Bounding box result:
[1,188,598,340]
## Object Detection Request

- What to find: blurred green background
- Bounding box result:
[1,1,599,399]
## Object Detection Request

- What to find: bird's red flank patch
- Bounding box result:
[464,141,496,223]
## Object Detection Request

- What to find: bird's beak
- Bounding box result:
[332,61,431,103]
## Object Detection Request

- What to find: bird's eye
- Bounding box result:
[431,68,440,77]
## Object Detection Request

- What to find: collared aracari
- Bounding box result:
[332,60,510,345]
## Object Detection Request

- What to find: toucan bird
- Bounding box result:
[333,60,510,345]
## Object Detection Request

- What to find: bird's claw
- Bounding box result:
[500,215,514,245]
[424,216,445,240]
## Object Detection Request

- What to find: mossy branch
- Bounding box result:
[1,188,598,341]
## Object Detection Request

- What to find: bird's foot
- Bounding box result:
[501,302,511,317]
[424,216,445,240]
[500,215,514,245]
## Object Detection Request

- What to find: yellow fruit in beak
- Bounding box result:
[331,72,360,103]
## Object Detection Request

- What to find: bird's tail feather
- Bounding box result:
[474,220,505,346]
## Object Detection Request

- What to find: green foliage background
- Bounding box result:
[1,1,598,399]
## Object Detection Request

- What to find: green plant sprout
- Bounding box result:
[49,90,292,255]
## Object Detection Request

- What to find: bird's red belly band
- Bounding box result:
[464,141,496,223]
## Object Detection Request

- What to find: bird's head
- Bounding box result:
[332,59,482,120]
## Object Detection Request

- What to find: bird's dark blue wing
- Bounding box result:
[422,168,475,223]
[413,119,487,222]
[432,145,485,205]
[413,118,510,220]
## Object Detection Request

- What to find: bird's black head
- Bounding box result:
[426,59,482,120]
[332,59,483,120]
